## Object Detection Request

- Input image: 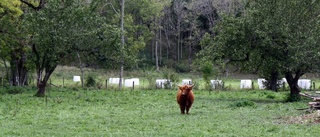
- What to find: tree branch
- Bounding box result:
[20,0,45,11]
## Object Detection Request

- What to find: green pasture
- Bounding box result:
[1,88,320,136]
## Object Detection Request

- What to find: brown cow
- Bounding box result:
[176,84,194,114]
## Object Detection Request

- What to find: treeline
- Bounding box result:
[1,0,320,99]
[0,0,243,93]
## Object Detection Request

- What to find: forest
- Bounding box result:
[1,0,320,98]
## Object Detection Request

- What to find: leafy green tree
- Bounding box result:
[0,0,31,86]
[23,0,118,96]
[93,0,165,89]
[199,0,320,99]
[0,0,22,81]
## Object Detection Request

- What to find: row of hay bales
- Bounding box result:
[73,76,312,90]
[244,78,312,90]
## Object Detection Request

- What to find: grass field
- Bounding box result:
[1,87,320,137]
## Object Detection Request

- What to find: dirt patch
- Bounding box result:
[276,111,320,124]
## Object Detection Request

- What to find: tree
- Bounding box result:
[0,0,31,86]
[23,0,117,96]
[119,0,124,90]
[198,0,320,99]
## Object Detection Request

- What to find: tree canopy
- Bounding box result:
[23,0,120,96]
[198,0,320,98]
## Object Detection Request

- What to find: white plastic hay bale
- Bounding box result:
[182,79,192,85]
[124,79,133,87]
[210,80,223,89]
[130,78,140,85]
[73,76,81,82]
[124,78,140,87]
[240,79,252,89]
[282,78,287,84]
[155,79,171,89]
[276,78,287,88]
[109,78,123,84]
[298,79,311,90]
[257,78,267,89]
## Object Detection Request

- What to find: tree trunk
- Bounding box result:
[119,0,125,90]
[287,80,300,95]
[35,81,47,97]
[10,50,28,86]
[151,38,154,60]
[164,26,170,61]
[268,71,278,92]
[155,39,159,71]
[188,29,193,70]
[177,20,180,62]
[76,51,84,88]
[285,71,304,101]
[1,58,9,84]
[159,27,162,66]
[35,69,55,97]
[285,72,301,95]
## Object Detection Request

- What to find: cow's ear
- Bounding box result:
[178,85,183,90]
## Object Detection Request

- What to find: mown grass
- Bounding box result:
[1,88,320,137]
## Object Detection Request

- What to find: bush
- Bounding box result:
[229,99,256,108]
[285,93,301,102]
[85,75,96,87]
[0,86,28,94]
[162,68,179,83]
[145,71,160,89]
[174,62,191,73]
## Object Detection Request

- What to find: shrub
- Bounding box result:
[174,62,191,73]
[85,75,96,87]
[145,71,160,89]
[229,99,256,108]
[0,86,27,94]
[96,81,103,89]
[285,93,301,102]
[162,68,179,83]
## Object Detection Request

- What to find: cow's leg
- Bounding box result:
[186,107,190,114]
[186,103,192,114]
[179,105,185,114]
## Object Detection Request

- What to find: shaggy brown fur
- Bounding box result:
[176,84,194,114]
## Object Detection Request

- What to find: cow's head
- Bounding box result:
[179,84,194,96]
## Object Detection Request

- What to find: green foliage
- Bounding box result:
[174,61,191,73]
[85,75,96,88]
[0,0,22,19]
[0,86,31,94]
[92,0,165,69]
[285,93,302,102]
[21,0,119,95]
[229,99,256,109]
[162,68,179,83]
[0,0,32,85]
[266,94,276,99]
[199,0,320,95]
[200,61,215,82]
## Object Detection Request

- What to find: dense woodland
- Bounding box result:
[1,0,320,99]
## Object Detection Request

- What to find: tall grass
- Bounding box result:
[1,88,319,136]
